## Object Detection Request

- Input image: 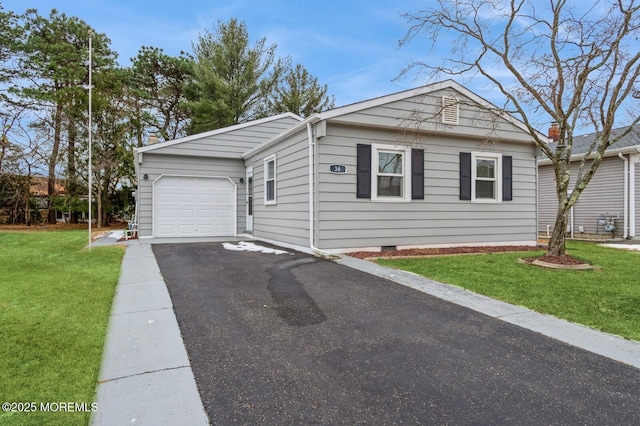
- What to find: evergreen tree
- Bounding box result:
[17,9,116,223]
[188,18,285,133]
[129,46,194,142]
[262,63,335,117]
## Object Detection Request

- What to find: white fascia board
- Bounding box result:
[137,112,303,154]
[243,80,542,159]
[538,144,640,165]
[319,79,544,142]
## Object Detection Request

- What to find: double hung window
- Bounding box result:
[372,145,411,201]
[264,155,276,204]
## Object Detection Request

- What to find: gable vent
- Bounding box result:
[442,96,459,125]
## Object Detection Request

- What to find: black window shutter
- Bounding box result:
[411,148,424,200]
[356,144,371,198]
[502,155,513,201]
[459,152,472,200]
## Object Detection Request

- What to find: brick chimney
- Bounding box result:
[548,122,560,142]
[148,133,158,145]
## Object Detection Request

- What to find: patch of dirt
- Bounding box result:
[520,254,587,265]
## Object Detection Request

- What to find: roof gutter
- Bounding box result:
[538,144,640,166]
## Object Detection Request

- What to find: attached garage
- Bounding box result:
[134,113,303,240]
[153,176,236,238]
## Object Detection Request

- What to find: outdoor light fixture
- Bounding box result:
[143,174,149,180]
[239,177,245,183]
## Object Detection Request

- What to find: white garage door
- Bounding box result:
[154,176,235,237]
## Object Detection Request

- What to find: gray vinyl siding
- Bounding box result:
[538,157,626,237]
[245,129,310,247]
[328,88,533,144]
[315,124,537,250]
[137,153,245,237]
[143,116,299,159]
[537,164,558,235]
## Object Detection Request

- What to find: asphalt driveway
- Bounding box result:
[152,242,640,425]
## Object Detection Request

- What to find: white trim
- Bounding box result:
[138,112,302,153]
[151,174,237,238]
[264,154,276,205]
[371,144,412,202]
[471,151,502,203]
[245,165,254,232]
[538,144,640,165]
[631,154,640,237]
[243,80,541,160]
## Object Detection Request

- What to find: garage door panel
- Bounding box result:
[154,176,236,238]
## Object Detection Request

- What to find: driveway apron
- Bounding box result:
[152,242,640,425]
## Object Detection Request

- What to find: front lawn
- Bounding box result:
[0,231,123,426]
[378,241,640,341]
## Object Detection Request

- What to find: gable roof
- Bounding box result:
[559,125,640,155]
[136,112,302,154]
[539,125,640,165]
[243,80,542,159]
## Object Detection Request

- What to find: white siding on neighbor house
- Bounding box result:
[137,153,245,237]
[328,87,533,144]
[245,129,310,248]
[143,116,300,159]
[538,156,627,238]
[316,124,537,250]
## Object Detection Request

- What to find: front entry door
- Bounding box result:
[246,166,253,233]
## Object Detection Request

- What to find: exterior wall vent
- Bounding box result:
[442,96,459,125]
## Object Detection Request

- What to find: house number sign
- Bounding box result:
[329,164,347,174]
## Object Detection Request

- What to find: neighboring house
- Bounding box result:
[538,125,640,240]
[135,80,541,254]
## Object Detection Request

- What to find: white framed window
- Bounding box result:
[264,155,276,205]
[371,144,411,202]
[471,152,502,202]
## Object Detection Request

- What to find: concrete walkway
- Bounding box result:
[91,239,640,424]
[91,241,209,425]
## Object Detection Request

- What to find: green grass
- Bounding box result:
[0,231,123,426]
[378,241,640,341]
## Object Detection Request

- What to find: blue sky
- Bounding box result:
[3,0,434,107]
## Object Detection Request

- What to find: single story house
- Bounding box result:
[134,80,541,254]
[538,125,640,239]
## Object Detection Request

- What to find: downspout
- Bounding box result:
[630,151,640,238]
[307,122,334,258]
[618,153,629,239]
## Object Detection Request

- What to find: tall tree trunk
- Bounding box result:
[67,111,78,223]
[47,103,63,224]
[97,179,102,228]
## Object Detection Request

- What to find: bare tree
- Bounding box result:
[401,0,640,256]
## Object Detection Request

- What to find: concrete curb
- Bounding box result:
[335,255,640,370]
[91,241,209,425]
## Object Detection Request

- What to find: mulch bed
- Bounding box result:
[348,245,590,267]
